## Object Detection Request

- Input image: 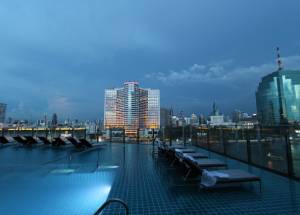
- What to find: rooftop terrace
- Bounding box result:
[0,142,300,214]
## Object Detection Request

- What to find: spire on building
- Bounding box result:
[212,101,220,116]
[276,47,283,71]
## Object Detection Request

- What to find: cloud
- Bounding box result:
[146,55,300,85]
[47,95,73,116]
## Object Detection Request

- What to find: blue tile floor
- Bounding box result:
[0,143,300,214]
[103,143,300,215]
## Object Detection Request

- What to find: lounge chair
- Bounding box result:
[181,154,227,180]
[164,144,186,158]
[190,158,227,168]
[79,139,93,148]
[175,148,196,154]
[13,136,29,145]
[24,136,38,145]
[38,136,52,145]
[167,144,186,151]
[182,152,208,159]
[66,136,84,149]
[52,137,67,147]
[0,136,10,144]
[172,148,197,165]
[185,155,227,169]
[201,169,261,192]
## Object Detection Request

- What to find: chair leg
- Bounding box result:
[170,158,176,167]
[184,168,192,181]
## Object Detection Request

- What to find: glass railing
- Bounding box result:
[160,125,300,180]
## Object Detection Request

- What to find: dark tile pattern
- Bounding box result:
[104,144,300,215]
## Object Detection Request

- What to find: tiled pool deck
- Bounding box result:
[1,143,300,214]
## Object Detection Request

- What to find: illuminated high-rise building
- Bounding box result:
[104,82,160,135]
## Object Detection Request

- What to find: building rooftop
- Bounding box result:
[0,142,300,214]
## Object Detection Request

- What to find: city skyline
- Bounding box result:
[1,0,300,119]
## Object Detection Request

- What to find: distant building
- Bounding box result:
[0,103,7,123]
[199,114,207,125]
[190,113,199,126]
[171,115,179,127]
[51,113,58,126]
[104,81,160,136]
[160,108,171,128]
[209,102,224,126]
[232,109,251,123]
[184,117,191,125]
[256,70,300,126]
[211,101,220,116]
[210,115,224,126]
[232,109,242,123]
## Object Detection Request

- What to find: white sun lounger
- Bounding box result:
[201,169,261,192]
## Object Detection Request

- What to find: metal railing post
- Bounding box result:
[136,129,140,144]
[183,125,186,146]
[169,126,172,146]
[285,128,295,178]
[221,128,226,155]
[109,128,112,143]
[207,128,210,150]
[71,127,74,138]
[152,128,155,146]
[246,129,252,164]
[123,128,126,144]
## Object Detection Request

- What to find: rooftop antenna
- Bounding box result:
[276,47,283,71]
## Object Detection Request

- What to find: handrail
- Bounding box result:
[94,198,129,215]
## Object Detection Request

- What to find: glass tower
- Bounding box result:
[104,82,160,135]
[256,70,300,125]
[124,82,140,136]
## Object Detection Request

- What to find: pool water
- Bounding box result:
[0,144,116,215]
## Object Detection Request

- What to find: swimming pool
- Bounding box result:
[0,144,117,215]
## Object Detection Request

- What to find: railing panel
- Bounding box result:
[249,128,288,174]
[289,129,300,178]
[223,129,248,161]
[208,128,224,153]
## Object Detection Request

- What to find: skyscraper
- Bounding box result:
[104,82,160,135]
[51,113,58,126]
[160,108,171,128]
[0,103,7,123]
[256,49,300,126]
[256,70,300,125]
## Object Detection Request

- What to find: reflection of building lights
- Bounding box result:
[101,185,112,195]
[88,184,112,206]
[267,161,273,169]
[98,137,103,142]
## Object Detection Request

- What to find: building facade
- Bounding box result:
[190,113,199,126]
[104,82,160,135]
[0,103,7,123]
[256,70,300,125]
[160,108,171,128]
